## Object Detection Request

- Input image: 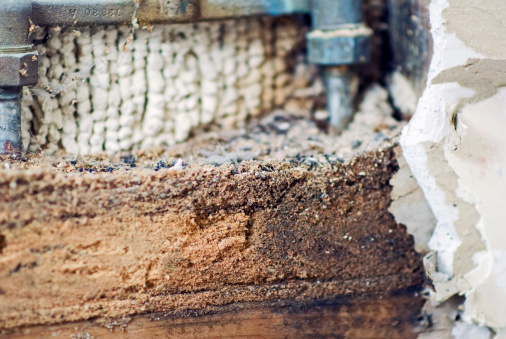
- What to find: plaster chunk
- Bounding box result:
[400,0,506,333]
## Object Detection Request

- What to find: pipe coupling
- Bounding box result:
[0,51,39,87]
[307,24,371,65]
[0,0,39,87]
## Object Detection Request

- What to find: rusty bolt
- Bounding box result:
[0,51,39,87]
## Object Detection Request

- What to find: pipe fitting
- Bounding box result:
[0,52,39,87]
[307,24,371,65]
[310,0,362,29]
[0,0,33,48]
[0,0,36,155]
[307,0,371,132]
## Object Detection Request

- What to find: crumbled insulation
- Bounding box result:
[24,18,321,155]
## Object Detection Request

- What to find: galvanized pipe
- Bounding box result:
[31,0,137,26]
[0,0,37,156]
[323,66,354,131]
[30,0,311,27]
[311,0,362,29]
[307,0,371,133]
[0,88,22,156]
[0,0,33,48]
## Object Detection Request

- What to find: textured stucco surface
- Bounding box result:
[444,0,506,60]
[389,146,435,253]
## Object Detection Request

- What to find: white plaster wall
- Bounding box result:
[399,0,506,334]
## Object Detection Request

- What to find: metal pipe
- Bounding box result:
[199,0,309,20]
[311,0,362,29]
[0,0,37,156]
[31,0,137,26]
[307,0,370,133]
[323,66,354,131]
[0,0,33,48]
[30,0,311,27]
[0,88,22,156]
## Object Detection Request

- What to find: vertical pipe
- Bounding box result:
[0,0,34,155]
[0,88,22,156]
[323,66,354,131]
[309,0,366,133]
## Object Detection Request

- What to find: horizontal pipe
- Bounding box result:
[200,0,309,19]
[31,0,311,27]
[0,0,33,47]
[31,0,136,26]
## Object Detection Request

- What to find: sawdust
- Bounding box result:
[0,134,422,330]
[3,84,401,175]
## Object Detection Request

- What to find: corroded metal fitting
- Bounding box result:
[0,88,22,156]
[0,51,39,87]
[310,0,362,29]
[307,0,371,132]
[307,24,372,65]
[0,0,33,47]
[0,0,36,155]
[307,0,372,70]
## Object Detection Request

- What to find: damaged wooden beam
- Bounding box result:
[7,294,424,338]
[0,143,424,336]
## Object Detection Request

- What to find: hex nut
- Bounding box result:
[0,51,39,87]
[307,26,372,66]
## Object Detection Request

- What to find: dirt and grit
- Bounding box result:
[0,98,423,331]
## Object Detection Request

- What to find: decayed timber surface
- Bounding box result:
[0,112,423,337]
[6,295,424,339]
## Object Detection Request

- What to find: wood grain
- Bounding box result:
[4,294,424,339]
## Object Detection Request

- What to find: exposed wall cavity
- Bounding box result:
[23,18,321,155]
[396,0,506,334]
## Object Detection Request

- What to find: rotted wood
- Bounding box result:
[5,294,424,339]
[0,147,424,333]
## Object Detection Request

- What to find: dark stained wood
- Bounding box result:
[4,293,424,339]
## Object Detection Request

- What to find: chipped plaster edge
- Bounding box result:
[400,0,466,278]
[389,145,436,254]
[398,0,506,334]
